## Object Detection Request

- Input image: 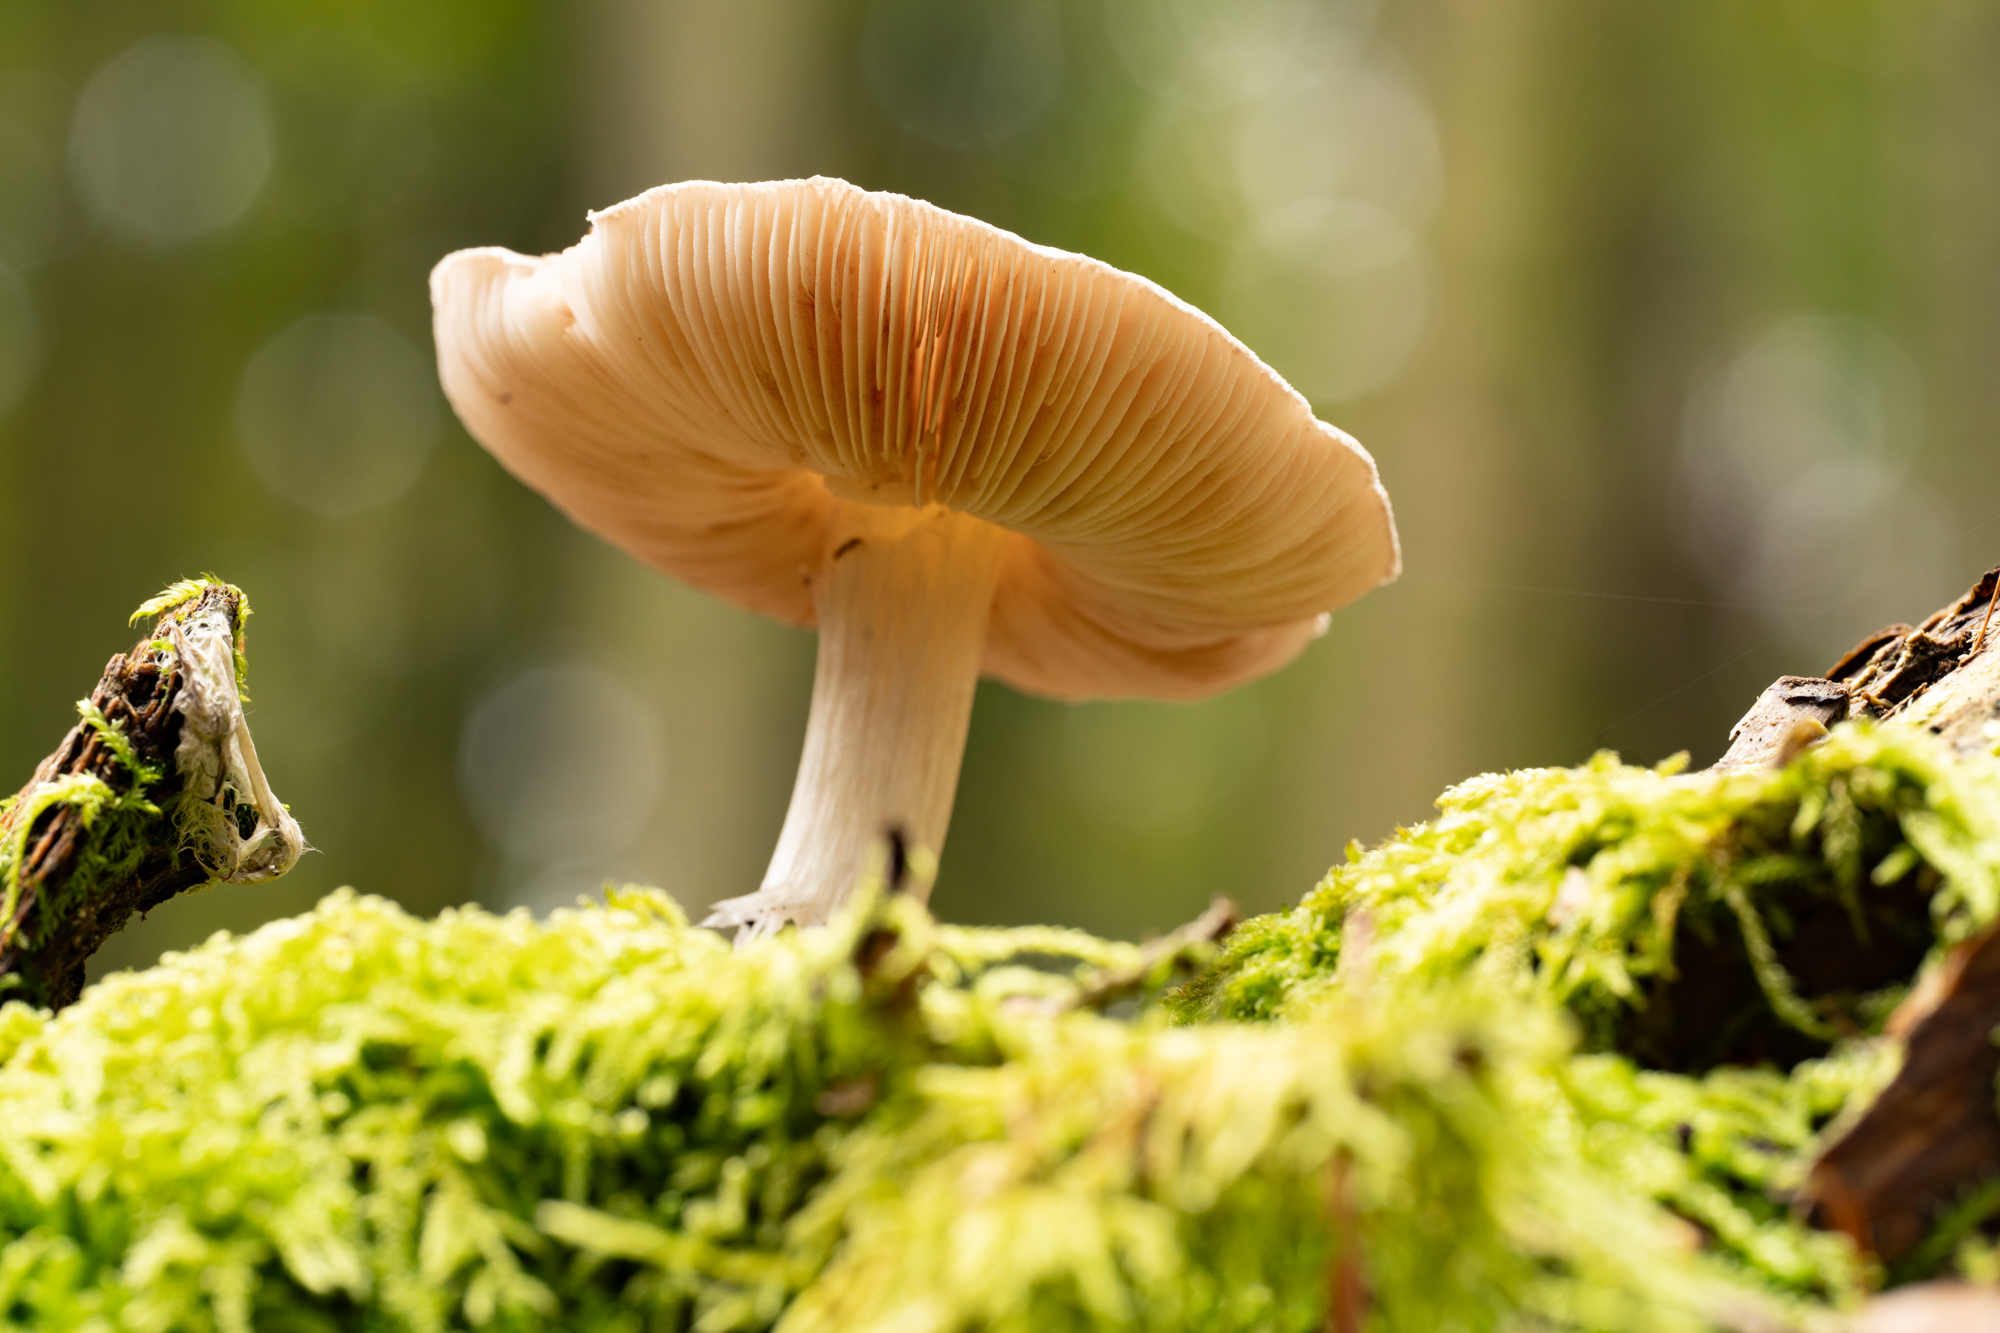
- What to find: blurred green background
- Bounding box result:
[0,0,1992,974]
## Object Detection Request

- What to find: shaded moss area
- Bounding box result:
[1175,724,2000,1296]
[1175,729,2000,1040]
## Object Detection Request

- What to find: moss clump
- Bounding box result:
[0,884,1766,1332]
[1177,726,2000,1036]
[1174,722,2000,1297]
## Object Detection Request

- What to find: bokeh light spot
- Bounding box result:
[1678,315,1943,658]
[1225,204,1429,403]
[457,662,665,875]
[68,35,272,245]
[236,313,441,517]
[1236,60,1441,229]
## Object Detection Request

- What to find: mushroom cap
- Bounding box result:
[431,177,1399,701]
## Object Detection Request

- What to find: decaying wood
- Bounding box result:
[1855,567,2000,761]
[1706,566,2000,1288]
[1713,566,2000,773]
[1686,566,2000,1305]
[0,588,236,1008]
[1713,676,1850,771]
[1801,920,2000,1262]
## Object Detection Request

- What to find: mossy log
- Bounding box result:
[1711,567,2000,1276]
[0,580,302,1009]
[0,601,206,1008]
[0,572,1999,1329]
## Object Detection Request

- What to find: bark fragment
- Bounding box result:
[1801,921,2000,1262]
[1858,567,2000,761]
[1713,676,1851,772]
[1714,566,2000,773]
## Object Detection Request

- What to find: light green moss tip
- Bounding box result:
[130,575,252,695]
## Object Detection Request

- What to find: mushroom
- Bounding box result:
[430,178,1398,937]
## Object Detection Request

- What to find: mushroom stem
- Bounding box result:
[703,504,1007,939]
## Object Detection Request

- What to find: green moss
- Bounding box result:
[4,721,1997,1328]
[1173,722,2000,1297]
[0,885,1770,1332]
[788,967,1751,1333]
[1175,727,1999,1035]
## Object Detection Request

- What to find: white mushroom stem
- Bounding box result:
[703,504,1006,939]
